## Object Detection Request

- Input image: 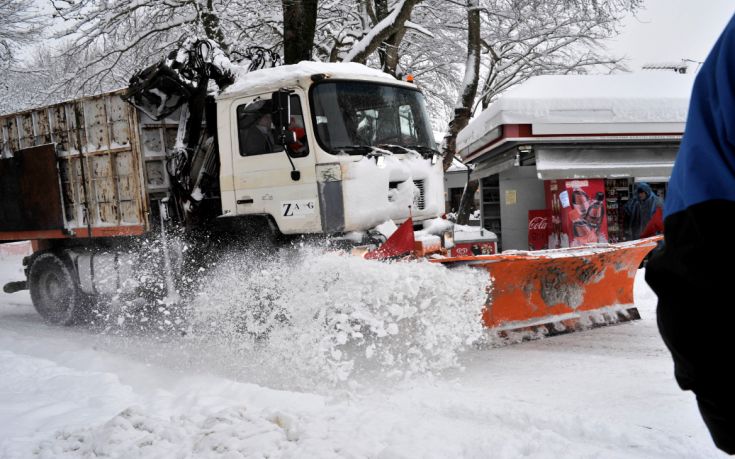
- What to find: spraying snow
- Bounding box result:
[187,245,488,386]
[8,235,485,389]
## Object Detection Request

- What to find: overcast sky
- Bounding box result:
[606,0,735,72]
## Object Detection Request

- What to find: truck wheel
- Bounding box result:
[28,252,84,326]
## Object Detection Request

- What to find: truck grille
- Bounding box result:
[413,180,425,210]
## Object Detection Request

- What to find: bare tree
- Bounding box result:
[310,0,363,62]
[342,0,423,64]
[478,0,641,109]
[221,1,283,51]
[372,0,407,76]
[0,40,79,113]
[390,1,466,129]
[0,0,43,69]
[46,0,253,93]
[2,0,639,135]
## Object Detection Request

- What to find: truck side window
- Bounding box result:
[236,96,309,158]
[237,99,283,156]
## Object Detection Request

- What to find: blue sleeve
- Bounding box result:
[665,14,735,217]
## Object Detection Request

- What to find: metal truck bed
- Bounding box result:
[0,90,176,242]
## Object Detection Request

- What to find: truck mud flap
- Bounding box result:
[433,237,660,337]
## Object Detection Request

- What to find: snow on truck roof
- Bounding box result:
[457,72,696,157]
[220,61,404,99]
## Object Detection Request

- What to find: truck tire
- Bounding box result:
[28,252,85,326]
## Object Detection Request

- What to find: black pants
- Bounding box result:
[646,200,735,454]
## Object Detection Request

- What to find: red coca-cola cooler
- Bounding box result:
[528,210,550,250]
[545,179,608,248]
[450,227,498,256]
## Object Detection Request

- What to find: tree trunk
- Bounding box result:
[374,0,388,21]
[375,0,406,77]
[381,27,407,76]
[442,106,471,171]
[442,0,481,225]
[456,178,479,225]
[282,0,318,64]
[441,0,480,171]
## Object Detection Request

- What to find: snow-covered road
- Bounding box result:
[0,251,725,458]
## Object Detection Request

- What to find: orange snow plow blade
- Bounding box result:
[433,237,661,336]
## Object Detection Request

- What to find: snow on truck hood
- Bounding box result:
[220,61,403,98]
[342,153,444,231]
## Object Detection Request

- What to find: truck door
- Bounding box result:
[230,93,321,234]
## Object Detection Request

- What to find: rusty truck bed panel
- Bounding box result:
[0,91,151,240]
[0,145,65,233]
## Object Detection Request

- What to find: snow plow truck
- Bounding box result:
[0,41,657,335]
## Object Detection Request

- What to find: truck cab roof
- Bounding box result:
[218,61,416,100]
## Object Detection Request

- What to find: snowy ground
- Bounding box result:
[0,250,726,458]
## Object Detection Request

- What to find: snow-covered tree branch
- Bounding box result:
[477,0,642,109]
[0,0,639,127]
[342,0,422,64]
[0,0,44,69]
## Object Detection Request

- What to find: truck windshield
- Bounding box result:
[311,81,438,156]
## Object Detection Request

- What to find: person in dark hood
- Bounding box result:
[645,14,735,455]
[624,182,662,240]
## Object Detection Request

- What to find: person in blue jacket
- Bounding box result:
[624,182,662,240]
[645,14,735,454]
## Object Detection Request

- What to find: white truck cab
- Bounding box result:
[216,62,445,236]
[0,59,448,325]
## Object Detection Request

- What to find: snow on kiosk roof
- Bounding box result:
[220,61,407,100]
[457,72,695,162]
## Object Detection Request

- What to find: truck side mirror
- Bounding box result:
[271,89,300,182]
[271,89,293,145]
